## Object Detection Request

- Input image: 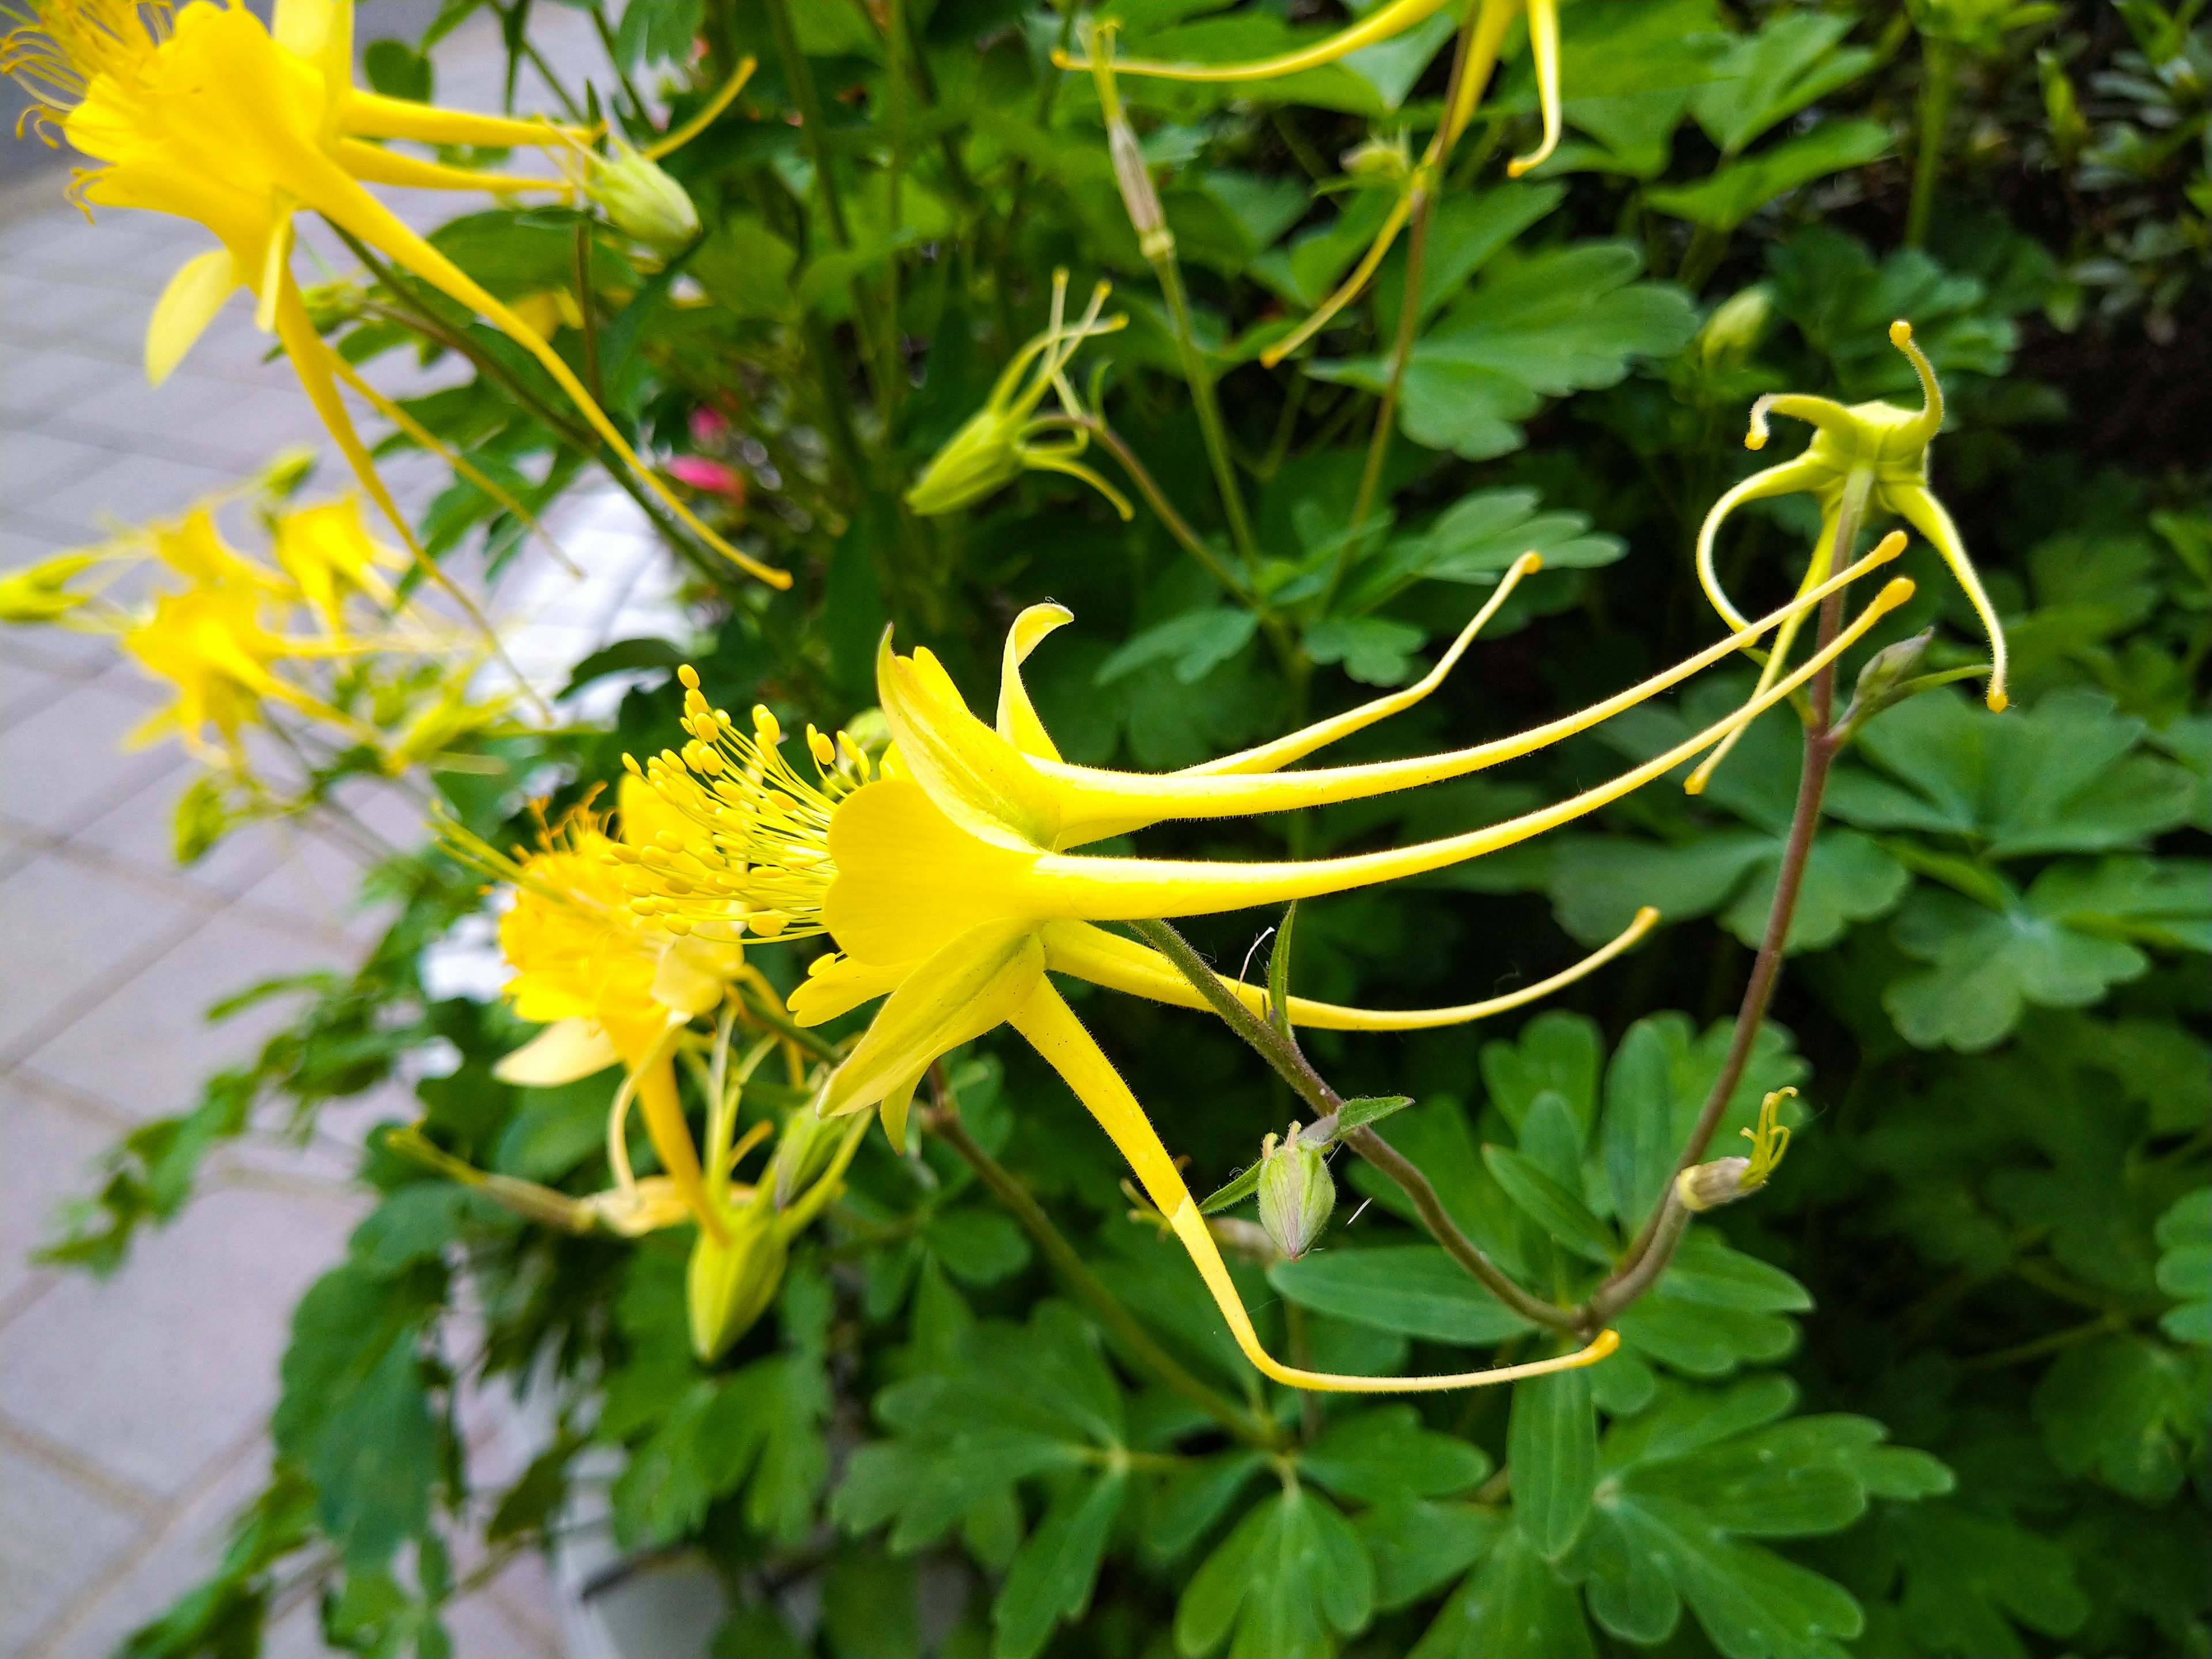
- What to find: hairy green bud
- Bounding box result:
[590,141,699,256]
[1256,1123,1335,1260]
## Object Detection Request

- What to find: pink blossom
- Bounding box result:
[667,456,746,501]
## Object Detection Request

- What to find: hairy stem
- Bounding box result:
[923,1096,1284,1448]
[1128,919,1575,1335]
[1600,480,1868,1293]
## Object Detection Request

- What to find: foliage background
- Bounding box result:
[50,1,2209,1655]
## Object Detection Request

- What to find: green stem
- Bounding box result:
[573,218,603,408]
[586,1,649,124]
[1149,252,1259,568]
[1128,919,1576,1335]
[1599,474,1870,1294]
[1906,37,1956,248]
[923,1097,1283,1448]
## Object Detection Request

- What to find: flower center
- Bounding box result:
[1,0,166,134]
[615,668,869,941]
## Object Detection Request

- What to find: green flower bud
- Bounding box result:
[300,279,369,332]
[1675,1156,1754,1213]
[1341,130,1412,183]
[687,1203,789,1361]
[906,406,1028,516]
[1256,1123,1335,1260]
[590,141,699,256]
[0,552,95,624]
[1698,285,1772,365]
[771,1103,842,1210]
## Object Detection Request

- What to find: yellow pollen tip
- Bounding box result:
[678,665,700,689]
[1888,320,1913,347]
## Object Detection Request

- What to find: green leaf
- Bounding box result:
[1174,1486,1374,1659]
[1332,1094,1415,1135]
[1646,120,1893,231]
[361,37,433,103]
[1146,1450,1268,1562]
[2156,1188,2211,1344]
[1270,1246,1538,1346]
[1097,608,1259,686]
[1572,1378,1946,1657]
[1308,244,1695,460]
[1510,1366,1599,1559]
[2031,855,2212,953]
[1480,1011,1603,1138]
[1357,1499,1504,1611]
[1688,12,1878,154]
[1346,1097,1541,1278]
[273,1261,441,1567]
[1300,1406,1491,1504]
[1828,688,2198,857]
[2032,1333,2204,1502]
[1483,1144,1617,1264]
[1344,488,1622,614]
[1858,1502,2090,1658]
[1413,1518,1593,1659]
[991,1471,1127,1659]
[834,1301,1125,1553]
[691,215,799,320]
[1884,884,2150,1052]
[1653,1230,1813,1315]
[1601,1019,1676,1228]
[926,1206,1031,1286]
[1303,616,1427,686]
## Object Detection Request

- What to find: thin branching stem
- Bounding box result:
[1128,919,1577,1334]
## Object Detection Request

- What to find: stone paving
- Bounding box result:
[1,9,685,1655]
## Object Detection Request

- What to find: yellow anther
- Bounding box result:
[753,706,781,745]
[808,726,836,768]
[678,665,700,689]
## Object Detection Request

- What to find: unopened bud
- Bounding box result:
[687,1206,787,1361]
[0,552,94,624]
[300,279,369,331]
[1847,628,1935,720]
[1341,131,1412,182]
[1256,1124,1335,1260]
[590,141,699,256]
[906,407,1025,514]
[1108,119,1172,259]
[1675,1156,1755,1213]
[1698,285,1772,364]
[770,1104,840,1211]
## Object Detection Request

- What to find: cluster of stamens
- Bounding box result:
[2,0,168,140]
[612,666,873,940]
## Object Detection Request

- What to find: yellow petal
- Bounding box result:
[1014,579,1916,923]
[1012,980,1619,1393]
[1040,907,1658,1030]
[996,604,1072,761]
[147,250,238,386]
[1055,0,1454,81]
[340,89,584,149]
[820,922,1045,1119]
[787,952,916,1026]
[494,1017,619,1085]
[1026,538,1903,842]
[877,633,1063,852]
[652,934,738,1016]
[1889,483,2009,713]
[823,779,1037,965]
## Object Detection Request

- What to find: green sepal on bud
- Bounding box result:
[1256,1122,1335,1260]
[1696,285,1772,366]
[771,1099,842,1210]
[687,1204,788,1361]
[589,140,700,256]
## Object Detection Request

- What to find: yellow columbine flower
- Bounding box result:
[1,0,784,590]
[1059,0,1562,367]
[480,781,745,1244]
[1689,320,2008,789]
[626,550,1914,1393]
